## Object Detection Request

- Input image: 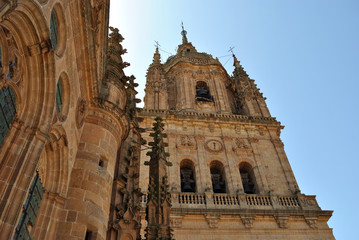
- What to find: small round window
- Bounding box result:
[55,78,63,115]
[0,86,17,145]
[49,10,59,51]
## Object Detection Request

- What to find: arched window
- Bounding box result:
[239,163,257,194]
[13,172,44,239]
[195,81,213,102]
[55,78,63,115]
[0,86,17,145]
[210,161,226,193]
[49,10,59,50]
[180,160,196,193]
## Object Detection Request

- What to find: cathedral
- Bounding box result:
[0,1,334,240]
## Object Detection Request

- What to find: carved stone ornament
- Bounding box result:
[240,215,254,229]
[305,217,318,229]
[205,214,220,228]
[208,122,215,132]
[176,135,197,149]
[170,216,183,228]
[233,138,253,156]
[205,139,223,153]
[75,98,88,128]
[0,27,24,88]
[275,216,289,228]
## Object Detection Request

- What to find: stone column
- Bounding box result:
[194,135,210,193]
[56,117,122,240]
[248,137,270,194]
[221,136,241,194]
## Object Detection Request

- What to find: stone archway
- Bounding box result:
[32,125,69,239]
[0,1,56,238]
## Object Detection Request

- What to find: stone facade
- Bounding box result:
[139,29,335,239]
[0,1,335,240]
[0,1,141,240]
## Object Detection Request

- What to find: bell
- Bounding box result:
[182,182,193,192]
[197,88,209,97]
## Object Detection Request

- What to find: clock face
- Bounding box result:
[206,140,223,153]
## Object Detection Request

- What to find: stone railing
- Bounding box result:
[213,194,239,206]
[246,194,272,206]
[178,192,206,205]
[140,192,320,211]
[278,196,300,207]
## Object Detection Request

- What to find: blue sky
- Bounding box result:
[109,1,359,239]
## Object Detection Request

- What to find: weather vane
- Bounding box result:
[155,41,160,49]
[228,46,235,55]
[181,21,185,31]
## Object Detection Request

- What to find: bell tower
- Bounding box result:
[139,26,334,240]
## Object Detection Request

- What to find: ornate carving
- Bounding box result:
[305,217,318,229]
[275,216,289,228]
[170,216,183,228]
[75,98,88,128]
[205,139,223,153]
[240,215,254,229]
[233,138,252,156]
[234,125,245,134]
[177,135,197,149]
[205,214,220,228]
[258,126,266,136]
[208,122,215,132]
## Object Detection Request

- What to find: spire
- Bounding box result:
[152,41,161,65]
[233,53,240,69]
[144,117,173,240]
[181,22,188,44]
[232,52,248,77]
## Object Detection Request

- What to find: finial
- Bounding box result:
[152,41,161,64]
[181,21,188,44]
[229,47,240,68]
[154,41,160,53]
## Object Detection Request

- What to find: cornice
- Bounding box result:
[139,109,282,127]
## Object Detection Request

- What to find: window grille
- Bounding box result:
[13,172,44,240]
[49,10,58,50]
[0,87,16,145]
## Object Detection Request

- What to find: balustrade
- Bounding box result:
[178,192,206,205]
[278,196,300,207]
[213,194,239,206]
[246,194,272,206]
[139,192,317,211]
